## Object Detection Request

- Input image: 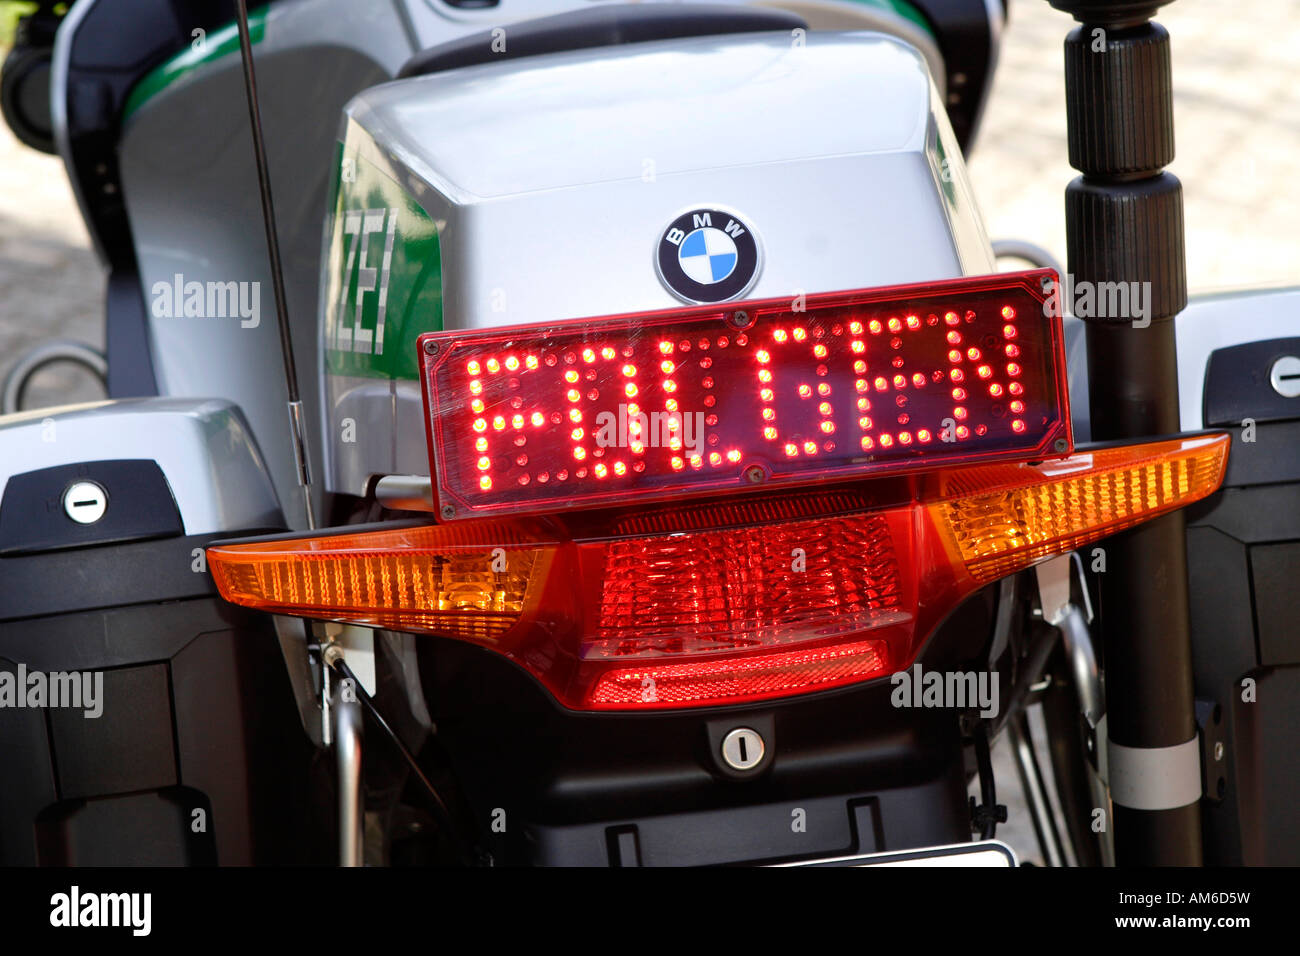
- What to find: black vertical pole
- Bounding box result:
[1047,0,1203,864]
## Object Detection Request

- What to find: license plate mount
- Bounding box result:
[779,840,1018,867]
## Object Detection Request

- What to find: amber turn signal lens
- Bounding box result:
[929,433,1230,583]
[207,522,555,642]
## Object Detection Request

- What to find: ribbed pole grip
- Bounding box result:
[1065,172,1186,321]
[1066,23,1174,176]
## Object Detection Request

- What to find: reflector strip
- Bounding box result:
[586,638,891,709]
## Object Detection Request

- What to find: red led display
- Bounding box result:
[419,270,1071,519]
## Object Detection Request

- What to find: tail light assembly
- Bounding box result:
[208,271,1230,711]
[210,432,1229,711]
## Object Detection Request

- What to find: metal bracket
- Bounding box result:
[1033,554,1072,627]
[1034,555,1103,730]
[335,625,377,697]
[375,474,436,512]
[1033,553,1112,865]
[324,642,364,867]
[1195,700,1227,804]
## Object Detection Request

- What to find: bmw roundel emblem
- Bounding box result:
[656,207,762,304]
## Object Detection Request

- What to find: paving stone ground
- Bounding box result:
[0,121,102,406]
[2,0,1295,865]
[969,0,1300,293]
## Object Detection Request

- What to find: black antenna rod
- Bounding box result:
[233,0,316,529]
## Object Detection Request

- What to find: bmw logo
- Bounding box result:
[656,207,762,304]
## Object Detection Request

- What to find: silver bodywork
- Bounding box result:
[55,0,937,522]
[46,0,1288,506]
[0,398,283,534]
[326,30,993,494]
[111,0,414,524]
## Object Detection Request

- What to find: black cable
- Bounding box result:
[233,0,316,527]
[232,0,300,405]
[970,719,1006,840]
[328,657,482,865]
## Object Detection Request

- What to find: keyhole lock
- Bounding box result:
[63,480,108,524]
[721,727,766,771]
[1269,355,1300,399]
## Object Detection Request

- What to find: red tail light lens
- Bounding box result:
[572,501,924,709]
[591,512,907,659]
[419,270,1070,519]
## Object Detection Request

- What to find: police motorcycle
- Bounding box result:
[0,0,1296,867]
